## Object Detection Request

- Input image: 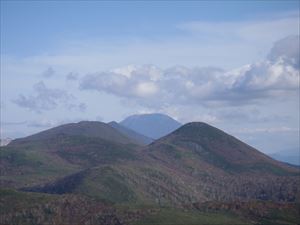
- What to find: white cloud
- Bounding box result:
[135,82,158,97]
[79,35,299,109]
[231,58,299,94]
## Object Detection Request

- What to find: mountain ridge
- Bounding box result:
[146,122,298,174]
[9,121,141,146]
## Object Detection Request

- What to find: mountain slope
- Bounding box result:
[0,133,140,188]
[0,121,142,188]
[120,113,182,139]
[148,122,296,172]
[108,121,153,145]
[16,122,300,206]
[10,121,139,146]
[140,122,300,203]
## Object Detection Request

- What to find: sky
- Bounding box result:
[0,1,299,156]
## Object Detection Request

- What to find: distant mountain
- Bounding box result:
[120,113,182,139]
[10,121,140,146]
[269,148,300,166]
[108,121,153,145]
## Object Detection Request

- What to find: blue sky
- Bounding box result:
[1,1,299,156]
[2,1,299,56]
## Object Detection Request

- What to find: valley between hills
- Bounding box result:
[0,114,299,225]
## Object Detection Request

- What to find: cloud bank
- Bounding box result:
[80,35,299,109]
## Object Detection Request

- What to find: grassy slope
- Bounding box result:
[0,146,79,188]
[5,138,298,205]
[160,122,299,174]
[0,135,138,188]
[74,166,137,203]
